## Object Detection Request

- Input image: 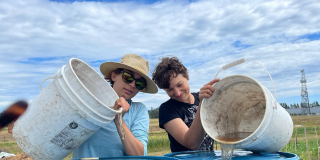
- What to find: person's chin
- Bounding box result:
[123,93,135,100]
[179,95,189,102]
[122,95,130,100]
[174,96,184,102]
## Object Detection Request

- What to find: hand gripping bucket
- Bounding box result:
[200,58,293,153]
[13,58,121,160]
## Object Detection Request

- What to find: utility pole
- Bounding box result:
[300,69,310,115]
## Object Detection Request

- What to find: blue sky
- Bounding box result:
[50,0,193,4]
[0,0,320,112]
[51,0,159,3]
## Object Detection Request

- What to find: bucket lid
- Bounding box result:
[163,150,299,160]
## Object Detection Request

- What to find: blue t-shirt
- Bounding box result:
[72,100,150,158]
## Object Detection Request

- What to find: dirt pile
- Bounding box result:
[2,153,33,160]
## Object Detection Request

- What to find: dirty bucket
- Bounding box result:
[13,58,121,160]
[164,150,300,160]
[200,58,293,153]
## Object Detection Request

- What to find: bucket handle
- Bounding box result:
[214,58,277,109]
[40,75,58,91]
[40,68,62,91]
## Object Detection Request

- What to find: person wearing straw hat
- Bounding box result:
[152,56,219,152]
[72,54,158,158]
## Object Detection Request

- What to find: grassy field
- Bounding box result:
[279,115,320,160]
[148,116,320,160]
[147,119,170,156]
[0,115,319,159]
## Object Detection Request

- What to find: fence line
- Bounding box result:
[0,135,15,143]
[304,127,311,160]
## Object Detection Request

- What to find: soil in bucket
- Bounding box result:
[216,132,253,142]
[201,75,293,153]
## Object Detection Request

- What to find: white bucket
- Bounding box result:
[200,59,293,153]
[13,58,121,160]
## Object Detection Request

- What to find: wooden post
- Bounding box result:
[315,127,319,148]
[315,127,319,160]
[295,128,297,153]
[318,147,320,160]
[304,127,311,160]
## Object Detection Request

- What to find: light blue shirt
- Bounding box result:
[72,100,150,159]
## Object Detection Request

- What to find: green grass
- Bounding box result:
[0,142,23,154]
[148,134,170,153]
[147,120,171,156]
[147,116,320,159]
[280,126,320,160]
[282,140,319,160]
[1,116,319,159]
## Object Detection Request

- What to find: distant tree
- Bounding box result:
[309,101,320,107]
[280,103,285,108]
[310,102,315,107]
[280,103,290,109]
[149,107,159,119]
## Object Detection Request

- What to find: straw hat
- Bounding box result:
[100,54,158,94]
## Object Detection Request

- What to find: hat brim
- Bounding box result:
[100,62,158,94]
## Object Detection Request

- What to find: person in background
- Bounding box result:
[7,122,14,134]
[73,54,158,158]
[152,56,219,152]
[4,101,28,133]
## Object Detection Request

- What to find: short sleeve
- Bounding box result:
[159,101,180,129]
[130,102,150,156]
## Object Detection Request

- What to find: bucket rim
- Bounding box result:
[201,74,273,145]
[67,58,121,114]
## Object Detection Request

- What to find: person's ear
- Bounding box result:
[111,72,117,81]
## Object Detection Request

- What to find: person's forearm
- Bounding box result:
[115,120,144,156]
[183,105,206,150]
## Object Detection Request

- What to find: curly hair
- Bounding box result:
[152,56,189,89]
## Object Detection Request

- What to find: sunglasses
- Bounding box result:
[122,71,147,90]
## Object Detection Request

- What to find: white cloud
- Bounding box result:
[0,0,320,112]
